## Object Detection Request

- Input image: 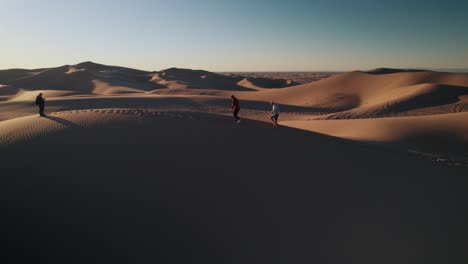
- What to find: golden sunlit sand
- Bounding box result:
[1,62,468,160]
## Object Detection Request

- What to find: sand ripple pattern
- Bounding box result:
[0,109,199,148]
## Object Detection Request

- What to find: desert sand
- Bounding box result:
[1,62,467,263]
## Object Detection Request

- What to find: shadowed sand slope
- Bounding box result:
[150,67,298,91]
[0,68,42,84]
[0,110,467,263]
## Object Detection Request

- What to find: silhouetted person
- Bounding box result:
[270,101,280,127]
[35,93,46,117]
[231,95,240,123]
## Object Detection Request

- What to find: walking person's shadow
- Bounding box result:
[44,115,82,129]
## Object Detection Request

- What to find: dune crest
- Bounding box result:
[9,90,80,101]
[1,62,468,159]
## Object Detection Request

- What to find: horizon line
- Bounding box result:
[1,61,468,73]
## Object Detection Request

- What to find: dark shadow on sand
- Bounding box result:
[44,115,82,129]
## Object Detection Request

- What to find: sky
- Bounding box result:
[1,0,467,71]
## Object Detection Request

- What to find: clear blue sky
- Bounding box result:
[1,0,467,71]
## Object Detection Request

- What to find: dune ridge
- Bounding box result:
[1,62,468,159]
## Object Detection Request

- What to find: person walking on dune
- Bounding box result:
[270,101,280,127]
[231,95,241,123]
[35,93,46,117]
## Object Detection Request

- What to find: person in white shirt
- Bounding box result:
[270,101,280,127]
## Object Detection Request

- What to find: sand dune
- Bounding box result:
[237,77,297,90]
[0,109,134,146]
[0,84,19,96]
[0,68,466,148]
[10,65,96,91]
[314,83,468,119]
[1,110,467,263]
[225,71,336,84]
[9,90,81,101]
[365,68,427,74]
[150,67,297,91]
[2,63,160,95]
[244,70,468,118]
[1,64,468,159]
[249,70,468,104]
[283,112,468,158]
[0,62,296,98]
[91,80,147,94]
[1,62,468,262]
[0,68,43,84]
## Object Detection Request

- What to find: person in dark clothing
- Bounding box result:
[35,93,46,117]
[231,95,240,123]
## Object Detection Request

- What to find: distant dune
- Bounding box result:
[365,68,427,75]
[0,62,160,95]
[223,71,336,84]
[244,69,468,117]
[0,62,298,96]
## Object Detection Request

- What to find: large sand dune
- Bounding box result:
[1,110,467,263]
[247,70,468,113]
[1,62,468,262]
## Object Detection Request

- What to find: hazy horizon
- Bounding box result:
[2,60,468,73]
[1,0,467,71]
